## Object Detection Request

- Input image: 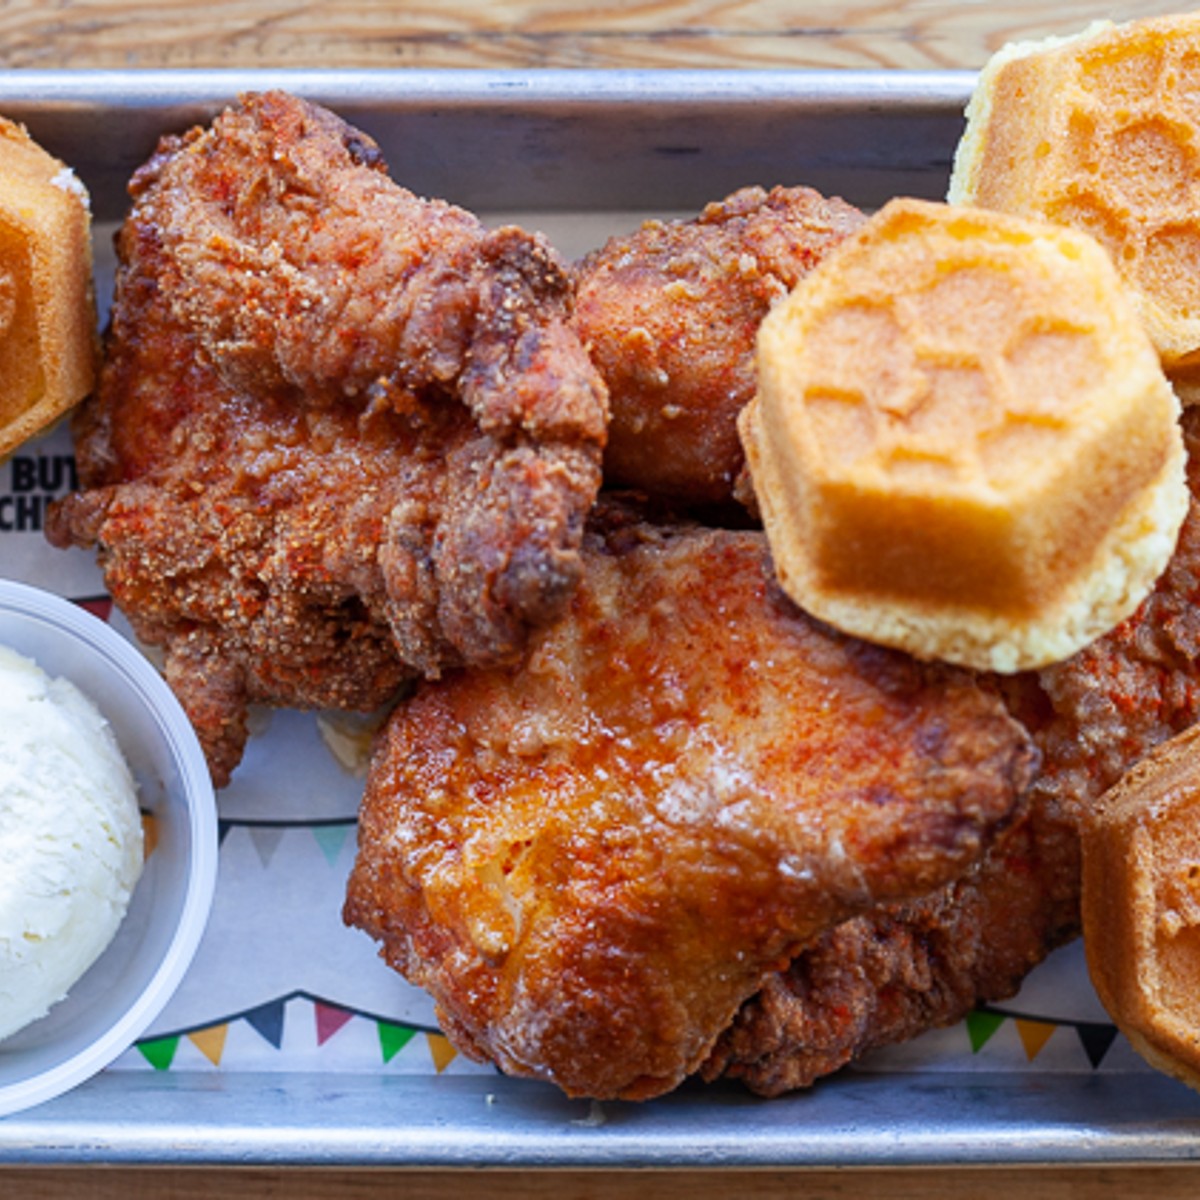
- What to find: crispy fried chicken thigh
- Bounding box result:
[572,186,864,506]
[344,506,1037,1100]
[703,408,1200,1095]
[47,92,607,786]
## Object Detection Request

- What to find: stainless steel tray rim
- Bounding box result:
[0,66,977,109]
[2,1071,1199,1168]
[0,67,976,219]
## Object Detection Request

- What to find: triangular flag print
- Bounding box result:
[244,998,286,1049]
[1076,1021,1120,1068]
[74,596,112,622]
[312,824,351,867]
[137,1035,180,1071]
[966,1010,1006,1053]
[378,1020,418,1064]
[426,1032,458,1073]
[1015,1019,1057,1062]
[315,1002,355,1046]
[188,1024,229,1067]
[247,825,286,868]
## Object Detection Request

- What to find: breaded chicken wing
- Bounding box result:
[572,186,864,507]
[703,408,1200,1095]
[47,92,608,786]
[344,504,1037,1100]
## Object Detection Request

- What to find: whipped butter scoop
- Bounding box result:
[0,644,143,1041]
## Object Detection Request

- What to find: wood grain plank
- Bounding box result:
[3,1165,1200,1199]
[0,0,1182,71]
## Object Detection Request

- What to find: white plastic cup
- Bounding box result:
[0,579,218,1117]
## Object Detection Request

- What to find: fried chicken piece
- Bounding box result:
[572,186,865,507]
[46,91,607,786]
[702,408,1200,1095]
[344,504,1037,1100]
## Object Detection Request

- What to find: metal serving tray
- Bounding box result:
[1,68,1199,1169]
[0,67,965,219]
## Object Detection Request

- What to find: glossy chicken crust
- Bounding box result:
[46,91,608,787]
[703,407,1200,1095]
[573,185,865,507]
[344,505,1038,1100]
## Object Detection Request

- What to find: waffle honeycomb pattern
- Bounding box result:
[952,13,1200,370]
[1051,22,1200,334]
[786,205,1110,501]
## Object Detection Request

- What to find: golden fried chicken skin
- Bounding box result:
[47,92,608,786]
[703,408,1200,1095]
[573,186,864,507]
[344,505,1037,1100]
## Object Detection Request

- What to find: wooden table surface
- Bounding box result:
[1,2,1196,1196]
[0,0,1182,71]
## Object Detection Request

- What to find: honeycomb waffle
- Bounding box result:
[740,197,1187,673]
[0,116,96,459]
[1082,722,1200,1094]
[948,13,1200,378]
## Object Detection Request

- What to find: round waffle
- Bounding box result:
[949,13,1200,379]
[740,197,1187,673]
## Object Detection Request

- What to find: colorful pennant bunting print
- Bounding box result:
[426,1033,458,1073]
[215,818,355,866]
[965,1010,1006,1053]
[1076,1021,1120,1069]
[244,998,286,1049]
[74,596,113,622]
[138,1035,180,1071]
[247,825,286,868]
[312,824,352,867]
[378,1020,418,1064]
[315,1002,355,1047]
[968,1006,1122,1070]
[134,992,449,1071]
[1015,1019,1056,1062]
[188,1025,229,1067]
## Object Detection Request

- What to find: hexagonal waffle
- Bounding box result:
[0,117,95,459]
[950,13,1200,375]
[740,198,1187,672]
[1083,721,1200,1095]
